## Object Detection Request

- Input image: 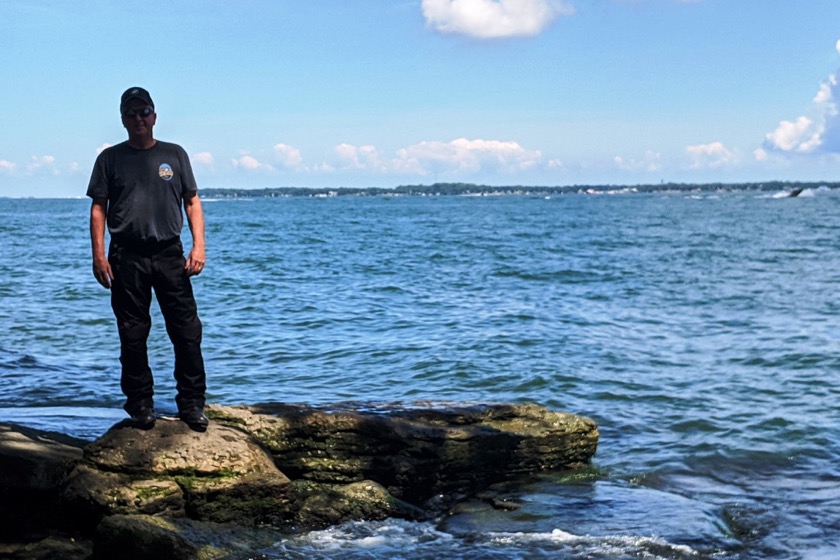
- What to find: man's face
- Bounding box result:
[121,99,156,138]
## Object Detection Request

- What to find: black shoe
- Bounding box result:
[130,407,156,429]
[179,409,209,432]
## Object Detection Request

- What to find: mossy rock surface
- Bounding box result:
[1,401,598,555]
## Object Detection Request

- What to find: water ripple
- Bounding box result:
[2,193,840,559]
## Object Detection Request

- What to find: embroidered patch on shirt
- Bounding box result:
[159,163,174,181]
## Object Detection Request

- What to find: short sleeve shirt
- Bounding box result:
[86,140,198,243]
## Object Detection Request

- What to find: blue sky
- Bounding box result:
[2,0,840,197]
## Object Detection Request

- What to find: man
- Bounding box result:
[87,87,209,432]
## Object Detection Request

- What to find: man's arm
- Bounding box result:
[183,193,206,276]
[90,198,113,289]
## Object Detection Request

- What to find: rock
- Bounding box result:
[209,401,599,505]
[92,514,283,560]
[62,416,291,528]
[0,401,598,558]
[61,464,185,521]
[0,424,84,491]
[0,424,84,538]
[291,479,426,528]
[93,515,201,560]
[0,535,91,560]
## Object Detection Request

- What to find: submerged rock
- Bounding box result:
[0,401,598,558]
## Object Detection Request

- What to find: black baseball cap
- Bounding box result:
[120,87,154,111]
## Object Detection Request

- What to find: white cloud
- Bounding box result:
[685,142,737,168]
[326,138,542,177]
[763,46,840,155]
[813,75,836,105]
[422,0,574,39]
[312,161,335,173]
[334,143,386,171]
[194,152,214,166]
[753,148,768,161]
[0,160,16,173]
[96,143,112,155]
[27,155,57,174]
[231,154,273,171]
[394,138,542,175]
[613,150,662,172]
[273,143,303,168]
[764,116,822,153]
[836,39,840,55]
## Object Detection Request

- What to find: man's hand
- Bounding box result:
[186,247,206,277]
[93,256,113,289]
[90,199,112,289]
[183,193,206,277]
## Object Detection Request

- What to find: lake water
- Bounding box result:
[1,188,838,559]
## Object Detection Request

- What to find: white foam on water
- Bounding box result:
[485,529,700,558]
[283,519,454,553]
[768,188,816,198]
[278,520,704,559]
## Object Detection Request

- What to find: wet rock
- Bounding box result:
[210,401,599,505]
[0,535,91,560]
[92,515,201,560]
[0,402,598,557]
[92,514,284,560]
[291,479,426,528]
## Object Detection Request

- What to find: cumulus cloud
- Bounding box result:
[394,138,542,175]
[613,150,662,172]
[764,44,840,154]
[327,138,542,177]
[194,152,214,166]
[764,117,822,153]
[0,156,82,177]
[813,75,836,105]
[223,139,545,179]
[273,143,303,168]
[96,143,112,155]
[334,144,386,171]
[422,0,574,39]
[27,155,57,174]
[231,154,273,172]
[685,142,737,168]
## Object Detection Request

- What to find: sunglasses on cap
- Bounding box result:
[122,106,154,119]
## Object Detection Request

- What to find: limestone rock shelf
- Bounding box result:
[0,402,598,559]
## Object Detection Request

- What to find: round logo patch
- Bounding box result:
[159,163,174,181]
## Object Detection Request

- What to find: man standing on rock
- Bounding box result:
[87,87,209,432]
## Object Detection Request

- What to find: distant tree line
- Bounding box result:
[200,181,839,199]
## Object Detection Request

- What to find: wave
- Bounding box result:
[272,519,706,560]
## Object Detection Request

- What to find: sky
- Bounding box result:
[2,0,840,198]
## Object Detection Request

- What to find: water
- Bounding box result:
[1,189,838,559]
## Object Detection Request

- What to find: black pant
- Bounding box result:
[108,238,206,414]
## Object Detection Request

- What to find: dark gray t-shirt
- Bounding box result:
[86,140,198,243]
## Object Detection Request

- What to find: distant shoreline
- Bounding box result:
[1,181,836,201]
[201,181,839,199]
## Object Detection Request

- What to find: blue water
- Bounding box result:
[1,189,839,559]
